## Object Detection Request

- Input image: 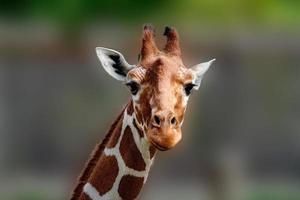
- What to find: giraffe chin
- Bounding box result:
[147,129,182,151]
[151,141,170,151]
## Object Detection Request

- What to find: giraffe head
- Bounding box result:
[96,25,214,151]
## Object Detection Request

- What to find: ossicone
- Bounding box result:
[140,24,158,59]
[163,26,181,57]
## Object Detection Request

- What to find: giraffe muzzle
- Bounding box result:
[147,126,182,151]
[151,110,178,128]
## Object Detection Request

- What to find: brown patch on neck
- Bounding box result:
[127,100,134,116]
[149,145,156,159]
[89,155,119,195]
[107,117,123,148]
[118,175,144,200]
[108,101,134,148]
[79,193,91,200]
[70,107,125,200]
[120,126,146,171]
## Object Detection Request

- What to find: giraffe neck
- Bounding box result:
[81,102,156,200]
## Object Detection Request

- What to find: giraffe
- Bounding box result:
[70,25,215,200]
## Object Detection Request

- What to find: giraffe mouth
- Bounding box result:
[151,141,169,151]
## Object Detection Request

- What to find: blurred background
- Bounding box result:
[0,0,300,199]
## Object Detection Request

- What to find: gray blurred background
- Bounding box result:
[0,0,300,199]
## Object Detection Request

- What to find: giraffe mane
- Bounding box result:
[70,105,127,200]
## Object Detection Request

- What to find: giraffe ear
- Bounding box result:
[96,47,136,81]
[190,58,215,90]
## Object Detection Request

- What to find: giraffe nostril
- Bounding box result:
[170,117,176,125]
[154,115,161,126]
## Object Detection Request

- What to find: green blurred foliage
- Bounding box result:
[0,0,299,29]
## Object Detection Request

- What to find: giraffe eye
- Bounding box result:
[126,81,140,95]
[184,83,196,96]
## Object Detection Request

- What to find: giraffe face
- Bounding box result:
[126,56,195,150]
[96,26,215,151]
